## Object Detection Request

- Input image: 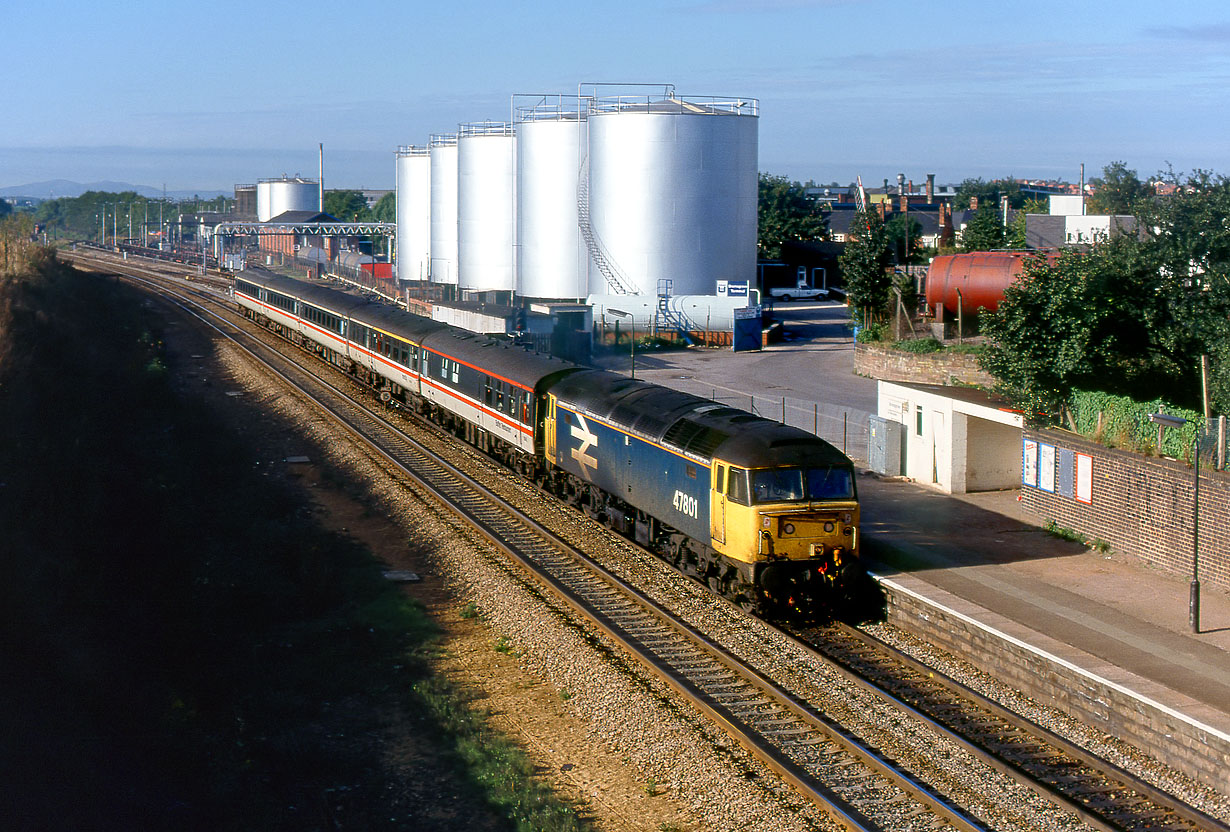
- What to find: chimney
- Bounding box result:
[970,196,979,210]
[876,201,886,220]
[899,195,908,213]
[926,174,935,204]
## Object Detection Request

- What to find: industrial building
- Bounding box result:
[393,84,761,342]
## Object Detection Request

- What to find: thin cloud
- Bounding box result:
[686,0,863,12]
[1146,22,1230,42]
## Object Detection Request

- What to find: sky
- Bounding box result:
[4,0,1230,193]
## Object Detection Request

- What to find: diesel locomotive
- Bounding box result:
[233,271,862,615]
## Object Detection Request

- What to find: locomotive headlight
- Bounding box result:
[783,522,795,535]
[823,521,835,533]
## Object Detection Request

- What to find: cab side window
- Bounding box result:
[714,464,726,493]
[727,467,749,505]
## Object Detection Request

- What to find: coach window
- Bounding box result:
[484,378,493,406]
[496,383,505,412]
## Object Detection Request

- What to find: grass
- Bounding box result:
[414,676,586,831]
[0,251,589,831]
[1044,520,1113,554]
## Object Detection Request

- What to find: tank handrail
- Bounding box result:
[512,93,590,124]
[588,94,758,116]
[396,145,430,156]
[458,121,516,137]
[429,133,458,147]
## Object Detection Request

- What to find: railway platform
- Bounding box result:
[859,473,1230,739]
[604,304,1230,785]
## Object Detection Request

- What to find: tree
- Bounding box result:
[838,209,893,320]
[980,250,1146,420]
[980,172,1230,419]
[1128,170,1230,412]
[757,173,828,260]
[953,177,1027,211]
[884,214,922,264]
[959,204,1006,251]
[1005,198,1048,249]
[370,192,396,224]
[1086,161,1149,215]
[322,190,369,222]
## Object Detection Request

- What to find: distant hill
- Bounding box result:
[0,180,228,201]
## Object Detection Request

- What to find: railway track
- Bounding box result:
[790,622,1229,832]
[64,247,1228,832]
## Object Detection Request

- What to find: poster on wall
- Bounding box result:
[1022,439,1038,487]
[1057,448,1075,499]
[1039,443,1056,492]
[1075,452,1093,505]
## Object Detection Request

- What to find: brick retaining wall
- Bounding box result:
[853,343,996,387]
[882,579,1230,791]
[1021,428,1230,593]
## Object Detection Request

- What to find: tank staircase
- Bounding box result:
[577,157,638,296]
[655,279,694,345]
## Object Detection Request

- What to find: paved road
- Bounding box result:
[598,299,879,460]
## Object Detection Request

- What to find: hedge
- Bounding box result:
[1070,390,1204,458]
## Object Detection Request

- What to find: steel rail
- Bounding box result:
[834,623,1230,832]
[84,256,995,832]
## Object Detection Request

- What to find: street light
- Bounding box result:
[1149,411,1200,633]
[608,308,635,380]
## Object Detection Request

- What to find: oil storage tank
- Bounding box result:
[395,146,431,282]
[457,122,516,294]
[515,97,588,301]
[585,93,758,296]
[925,252,1052,315]
[429,134,459,285]
[257,176,320,222]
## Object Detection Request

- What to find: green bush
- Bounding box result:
[856,321,886,343]
[892,337,943,353]
[1070,390,1203,457]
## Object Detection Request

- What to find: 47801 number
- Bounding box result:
[672,490,699,519]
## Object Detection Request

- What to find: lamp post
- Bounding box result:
[1149,411,1199,632]
[1192,438,1201,634]
[609,308,635,380]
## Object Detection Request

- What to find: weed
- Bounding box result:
[644,777,659,796]
[494,635,512,654]
[558,688,573,701]
[1043,519,1088,545]
[459,600,480,620]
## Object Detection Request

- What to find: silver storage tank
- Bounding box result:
[395,146,431,282]
[585,95,758,296]
[515,98,587,301]
[457,122,516,293]
[257,176,320,222]
[429,134,459,285]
